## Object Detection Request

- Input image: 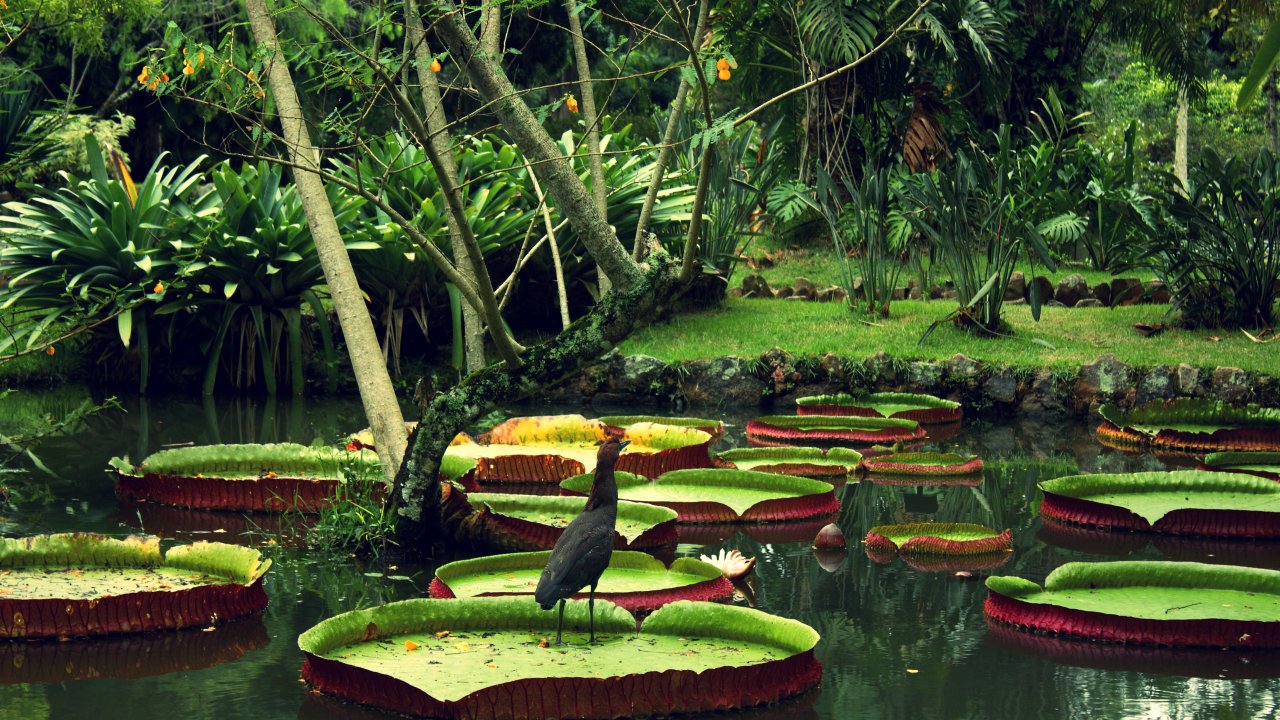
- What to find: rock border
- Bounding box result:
[552,349,1280,417]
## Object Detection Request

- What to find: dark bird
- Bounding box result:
[535,436,629,645]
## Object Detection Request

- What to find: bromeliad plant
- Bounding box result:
[1145,149,1280,329]
[186,160,366,395]
[0,136,216,392]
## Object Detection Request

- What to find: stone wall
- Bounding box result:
[549,349,1280,417]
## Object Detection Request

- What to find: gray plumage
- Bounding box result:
[535,437,628,643]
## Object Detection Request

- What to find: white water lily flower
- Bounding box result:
[699,548,757,580]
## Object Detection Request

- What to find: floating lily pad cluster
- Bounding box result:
[1096,399,1280,453]
[109,443,383,512]
[0,533,271,639]
[445,415,714,486]
[298,598,822,720]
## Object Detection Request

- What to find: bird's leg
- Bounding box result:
[588,584,596,644]
[555,599,566,646]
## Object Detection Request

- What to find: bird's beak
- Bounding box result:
[618,440,631,451]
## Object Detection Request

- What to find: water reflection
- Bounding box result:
[1,396,1277,720]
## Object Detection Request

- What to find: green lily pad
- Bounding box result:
[446,415,712,483]
[443,489,678,551]
[1202,451,1280,480]
[0,533,271,639]
[864,522,1012,559]
[984,561,1280,647]
[560,469,838,523]
[109,443,384,512]
[861,452,983,476]
[598,415,724,436]
[299,598,822,718]
[746,415,925,447]
[715,447,862,480]
[796,392,961,424]
[1039,471,1280,537]
[1098,399,1280,453]
[428,551,732,613]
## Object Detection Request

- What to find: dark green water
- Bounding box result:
[0,389,1277,720]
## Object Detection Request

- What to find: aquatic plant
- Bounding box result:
[746,415,925,447]
[1096,399,1280,453]
[796,392,962,425]
[715,446,862,480]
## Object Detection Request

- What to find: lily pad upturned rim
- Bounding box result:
[864,522,1012,557]
[456,490,678,550]
[0,533,271,639]
[428,551,732,614]
[860,452,984,477]
[598,415,725,437]
[299,597,822,720]
[984,561,1280,648]
[1201,451,1280,480]
[746,415,925,446]
[109,442,384,512]
[1038,470,1280,538]
[1097,400,1280,452]
[715,447,863,479]
[560,469,838,524]
[796,392,962,424]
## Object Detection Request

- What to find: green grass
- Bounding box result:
[622,297,1280,374]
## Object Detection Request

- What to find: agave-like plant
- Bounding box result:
[182,161,369,395]
[0,136,216,392]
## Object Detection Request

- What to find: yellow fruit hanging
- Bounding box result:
[718,68,731,81]
[566,94,579,113]
[429,58,442,73]
[716,57,729,71]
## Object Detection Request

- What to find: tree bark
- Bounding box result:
[391,247,682,544]
[243,0,408,478]
[565,0,611,293]
[480,3,502,58]
[434,2,642,292]
[406,0,485,373]
[1175,85,1189,189]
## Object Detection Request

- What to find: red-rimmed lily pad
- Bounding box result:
[1039,471,1280,538]
[984,561,1280,648]
[298,597,822,720]
[864,522,1013,566]
[1201,451,1280,481]
[427,551,733,614]
[598,415,725,438]
[796,392,962,424]
[448,415,712,485]
[746,415,925,447]
[110,443,385,512]
[0,533,271,639]
[1096,399,1280,453]
[560,470,839,524]
[861,452,984,477]
[715,447,862,481]
[1037,517,1280,570]
[439,486,678,552]
[0,616,269,684]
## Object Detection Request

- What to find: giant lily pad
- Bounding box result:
[746,415,925,447]
[864,522,1013,566]
[796,392,962,424]
[861,452,983,478]
[1037,517,1280,570]
[1097,399,1280,453]
[984,561,1280,648]
[0,617,269,683]
[1039,471,1280,538]
[427,551,732,614]
[439,486,678,552]
[299,597,822,720]
[1201,451,1280,480]
[446,415,712,485]
[110,443,385,512]
[560,470,839,524]
[715,447,862,481]
[0,534,271,639]
[598,415,725,437]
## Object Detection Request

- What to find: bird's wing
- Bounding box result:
[535,518,616,607]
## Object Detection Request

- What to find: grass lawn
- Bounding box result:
[622,297,1280,375]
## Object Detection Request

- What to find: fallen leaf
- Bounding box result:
[435,630,450,638]
[456,642,471,651]
[538,638,549,648]
[405,640,419,651]
[906,668,919,674]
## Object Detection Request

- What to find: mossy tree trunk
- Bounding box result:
[243,0,409,478]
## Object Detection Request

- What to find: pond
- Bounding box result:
[0,389,1277,720]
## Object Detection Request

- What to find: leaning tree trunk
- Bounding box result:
[244,0,409,477]
[391,249,681,546]
[1174,85,1189,189]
